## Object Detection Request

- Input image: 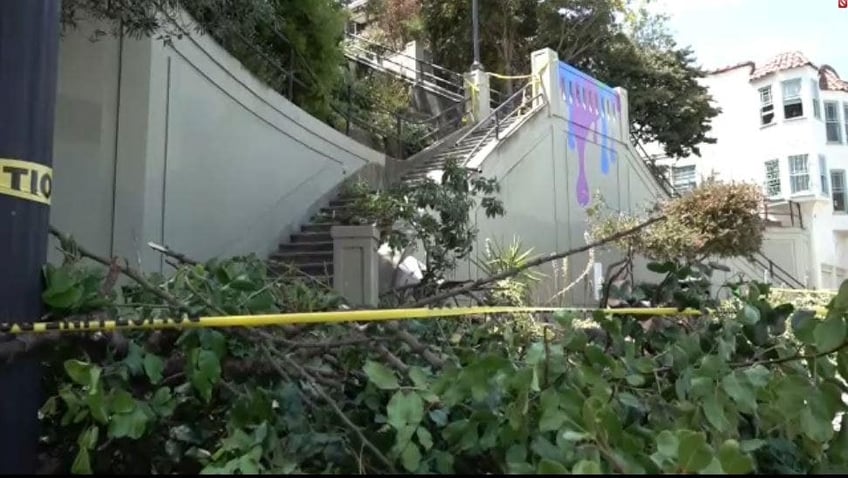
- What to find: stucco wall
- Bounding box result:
[450,53,764,306]
[49,16,383,271]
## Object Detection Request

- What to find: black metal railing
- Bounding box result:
[750,252,806,289]
[450,82,539,166]
[171,5,473,160]
[760,199,804,229]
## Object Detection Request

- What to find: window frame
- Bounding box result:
[832,169,847,213]
[781,78,804,119]
[671,164,697,193]
[811,79,822,120]
[819,154,829,196]
[825,100,843,143]
[788,154,811,194]
[843,102,848,141]
[759,85,775,126]
[763,159,782,198]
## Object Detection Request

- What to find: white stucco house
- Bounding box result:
[649,51,848,290]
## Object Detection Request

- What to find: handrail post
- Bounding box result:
[288,45,295,99]
[495,108,500,139]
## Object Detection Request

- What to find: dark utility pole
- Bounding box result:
[0,0,61,473]
[471,0,482,70]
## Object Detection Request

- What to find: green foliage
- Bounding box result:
[416,0,719,158]
[33,230,848,475]
[61,0,347,120]
[343,160,505,289]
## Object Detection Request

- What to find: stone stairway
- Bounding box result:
[267,104,524,285]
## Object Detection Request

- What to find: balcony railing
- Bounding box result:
[760,199,804,229]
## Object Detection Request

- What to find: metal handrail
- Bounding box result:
[344,32,464,86]
[750,252,806,289]
[458,83,543,166]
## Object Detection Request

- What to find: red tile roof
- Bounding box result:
[706,51,848,93]
[819,65,848,92]
[750,51,815,80]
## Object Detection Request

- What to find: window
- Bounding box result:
[843,103,848,140]
[764,159,781,197]
[825,101,843,143]
[812,79,822,119]
[833,170,847,212]
[672,165,697,192]
[782,79,803,119]
[819,155,829,195]
[759,86,774,125]
[788,154,810,194]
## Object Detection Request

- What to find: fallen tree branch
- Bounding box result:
[410,215,665,308]
[147,241,199,266]
[263,346,396,473]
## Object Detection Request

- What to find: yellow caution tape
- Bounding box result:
[0,158,53,205]
[487,72,534,80]
[1,306,708,336]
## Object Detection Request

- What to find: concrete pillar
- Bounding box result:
[531,48,562,118]
[613,87,631,145]
[464,68,491,122]
[331,225,380,306]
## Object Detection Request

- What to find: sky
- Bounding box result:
[649,0,848,75]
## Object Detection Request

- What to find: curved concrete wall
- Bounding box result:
[49,15,383,271]
[452,52,764,305]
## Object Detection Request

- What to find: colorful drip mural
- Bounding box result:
[558,62,621,207]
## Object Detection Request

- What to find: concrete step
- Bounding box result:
[279,240,334,252]
[301,223,333,233]
[290,231,332,243]
[270,250,333,264]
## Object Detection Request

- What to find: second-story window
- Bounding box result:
[759,86,774,125]
[672,165,696,192]
[812,79,822,119]
[843,103,848,141]
[764,159,781,197]
[782,79,803,119]
[788,154,810,194]
[832,170,847,212]
[825,101,843,143]
[819,155,829,196]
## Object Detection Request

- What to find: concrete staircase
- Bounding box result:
[268,85,531,286]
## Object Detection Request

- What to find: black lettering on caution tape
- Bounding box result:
[0,158,53,205]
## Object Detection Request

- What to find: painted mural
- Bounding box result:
[558,62,621,207]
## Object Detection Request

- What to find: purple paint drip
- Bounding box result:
[559,63,621,207]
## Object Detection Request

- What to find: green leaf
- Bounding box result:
[400,442,421,472]
[742,365,771,388]
[740,439,766,452]
[702,394,729,432]
[43,286,83,310]
[721,372,757,413]
[408,367,429,388]
[677,430,713,473]
[416,427,433,450]
[656,430,678,458]
[64,360,99,388]
[791,310,818,344]
[85,393,108,425]
[739,304,760,325]
[573,459,602,474]
[539,408,568,432]
[143,353,165,384]
[71,448,92,475]
[429,409,448,427]
[814,315,847,352]
[560,430,589,442]
[537,459,568,474]
[800,406,834,443]
[363,360,400,390]
[109,390,135,414]
[626,374,646,387]
[718,439,754,474]
[838,350,848,381]
[77,425,99,450]
[387,391,424,430]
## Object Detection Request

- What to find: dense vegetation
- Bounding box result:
[15,173,847,475]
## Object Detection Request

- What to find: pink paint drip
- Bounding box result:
[560,64,621,207]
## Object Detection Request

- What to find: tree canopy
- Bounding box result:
[374,0,719,159]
